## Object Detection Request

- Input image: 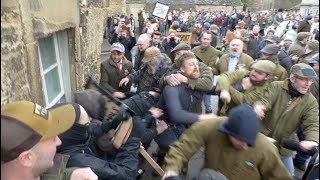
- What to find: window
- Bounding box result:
[38,31,72,108]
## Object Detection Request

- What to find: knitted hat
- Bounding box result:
[1,101,80,162]
[297,32,310,41]
[251,60,276,75]
[218,104,259,146]
[290,63,317,77]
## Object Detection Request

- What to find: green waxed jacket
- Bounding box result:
[258,79,319,157]
[41,154,77,180]
[164,118,292,180]
[216,53,254,75]
[192,45,224,75]
[215,69,270,115]
[159,62,214,91]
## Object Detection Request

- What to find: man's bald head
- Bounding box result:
[229,39,244,56]
[137,34,151,52]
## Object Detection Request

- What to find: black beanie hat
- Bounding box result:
[218,104,260,146]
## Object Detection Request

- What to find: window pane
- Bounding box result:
[44,67,61,103]
[39,36,57,70]
[57,95,66,104]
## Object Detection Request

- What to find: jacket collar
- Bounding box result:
[109,56,128,67]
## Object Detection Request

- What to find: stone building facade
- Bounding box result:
[1,0,113,107]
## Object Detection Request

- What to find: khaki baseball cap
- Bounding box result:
[1,101,80,162]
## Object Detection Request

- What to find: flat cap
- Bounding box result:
[260,44,280,55]
[290,63,317,77]
[265,35,281,43]
[297,32,310,41]
[171,43,191,54]
[307,40,319,51]
[251,60,276,75]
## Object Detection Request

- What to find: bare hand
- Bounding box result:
[241,77,252,90]
[290,55,299,62]
[166,74,182,86]
[299,141,318,152]
[172,73,188,84]
[112,91,126,98]
[162,170,179,180]
[119,77,130,87]
[149,107,163,119]
[253,104,266,120]
[156,120,168,135]
[220,90,231,103]
[70,167,98,180]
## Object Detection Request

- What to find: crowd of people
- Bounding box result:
[1,6,319,180]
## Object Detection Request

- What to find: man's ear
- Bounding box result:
[17,150,35,167]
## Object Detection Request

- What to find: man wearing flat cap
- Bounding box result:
[1,101,98,180]
[288,32,310,57]
[162,104,291,180]
[255,35,281,59]
[291,40,319,65]
[259,44,288,81]
[215,60,276,115]
[254,63,319,176]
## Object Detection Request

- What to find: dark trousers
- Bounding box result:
[138,21,144,35]
[294,128,309,165]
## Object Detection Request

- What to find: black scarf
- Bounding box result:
[57,123,89,153]
[288,80,303,98]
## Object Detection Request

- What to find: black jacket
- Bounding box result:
[57,123,140,180]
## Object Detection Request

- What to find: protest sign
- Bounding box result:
[152,2,169,19]
[176,32,192,45]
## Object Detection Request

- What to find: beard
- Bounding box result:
[249,74,268,86]
[187,68,200,79]
[230,51,241,57]
[147,63,160,75]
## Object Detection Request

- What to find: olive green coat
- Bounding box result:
[215,70,270,115]
[216,53,254,74]
[41,154,77,180]
[192,45,224,75]
[100,56,134,93]
[273,64,288,81]
[288,41,305,57]
[164,118,292,180]
[258,79,319,157]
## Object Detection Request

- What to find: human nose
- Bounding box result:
[55,136,62,146]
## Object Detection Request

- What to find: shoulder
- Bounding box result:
[254,134,279,154]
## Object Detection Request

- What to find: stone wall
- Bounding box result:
[1,0,109,106]
[1,1,31,105]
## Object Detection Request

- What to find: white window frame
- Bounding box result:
[38,33,67,108]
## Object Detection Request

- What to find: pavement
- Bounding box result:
[100,37,306,180]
